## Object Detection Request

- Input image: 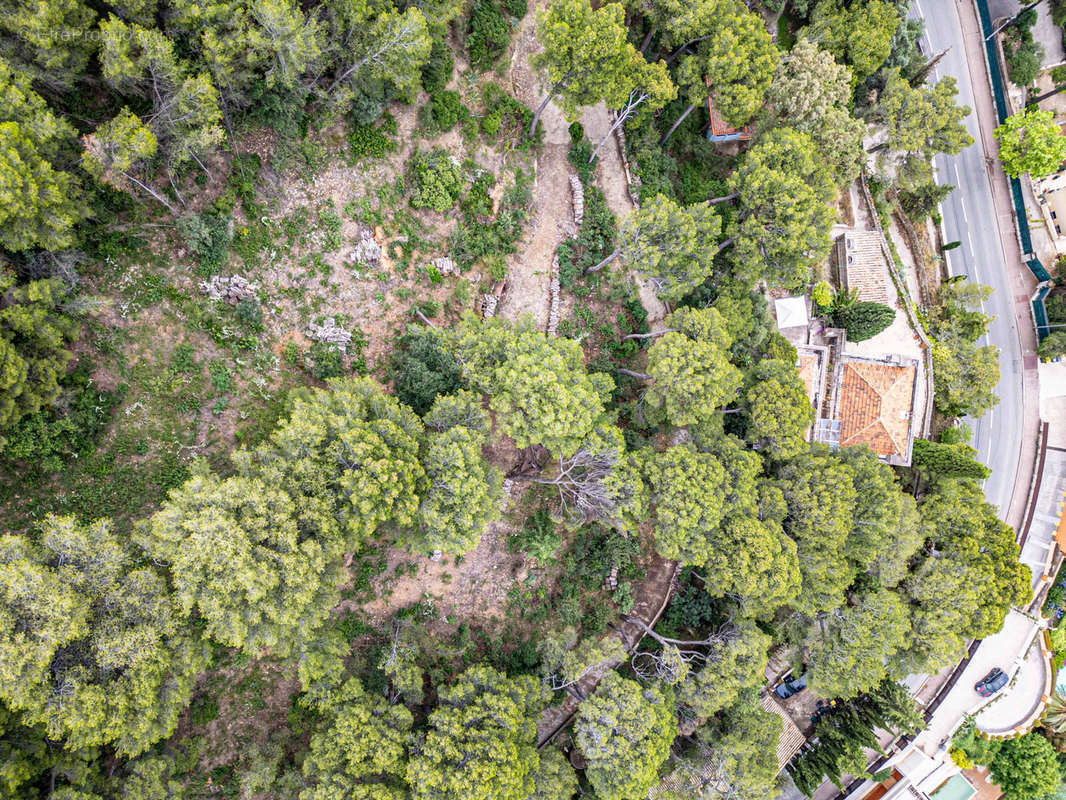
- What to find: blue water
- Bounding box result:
[931,775,977,800]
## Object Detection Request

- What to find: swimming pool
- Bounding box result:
[930,774,977,800]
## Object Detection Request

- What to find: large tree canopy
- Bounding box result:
[575,671,677,800]
[899,480,1032,672]
[0,269,78,446]
[763,38,865,184]
[674,0,778,128]
[995,107,1066,178]
[450,315,611,457]
[235,376,427,551]
[406,666,544,800]
[728,128,836,289]
[776,447,859,615]
[136,467,345,657]
[644,306,743,427]
[0,516,207,755]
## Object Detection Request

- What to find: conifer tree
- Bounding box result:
[0,516,208,755]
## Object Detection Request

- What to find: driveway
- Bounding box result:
[913,609,1040,755]
[975,636,1050,734]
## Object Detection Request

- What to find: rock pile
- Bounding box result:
[199,274,258,305]
[481,293,499,318]
[306,317,352,352]
[431,257,456,276]
[547,254,561,336]
[569,174,584,227]
[350,228,381,267]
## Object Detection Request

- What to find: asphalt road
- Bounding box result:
[915,0,1025,521]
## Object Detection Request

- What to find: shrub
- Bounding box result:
[307,341,346,380]
[0,362,123,475]
[178,212,232,275]
[504,0,527,17]
[421,39,454,94]
[450,168,532,268]
[347,117,398,162]
[424,90,469,133]
[1047,292,1066,323]
[509,508,563,561]
[234,297,264,330]
[479,83,536,149]
[462,172,495,218]
[1039,331,1066,359]
[568,137,595,185]
[557,186,616,290]
[833,301,896,342]
[408,149,465,212]
[811,281,834,310]
[467,0,511,69]
[389,326,462,415]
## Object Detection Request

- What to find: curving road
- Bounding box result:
[916,0,1027,521]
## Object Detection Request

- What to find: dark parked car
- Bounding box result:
[774,673,808,699]
[975,668,1008,697]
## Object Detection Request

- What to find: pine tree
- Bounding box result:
[406,666,544,800]
[0,516,208,755]
[574,671,677,800]
[0,268,78,444]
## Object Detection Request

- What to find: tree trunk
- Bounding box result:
[716,236,735,253]
[865,141,890,154]
[665,35,710,65]
[909,48,949,87]
[623,329,676,340]
[415,309,438,328]
[708,191,739,205]
[617,368,652,380]
[1033,83,1066,104]
[590,110,630,163]
[640,27,656,53]
[660,103,696,146]
[719,408,743,414]
[529,81,565,138]
[586,249,621,273]
[125,172,178,215]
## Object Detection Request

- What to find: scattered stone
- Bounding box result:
[432,257,456,276]
[570,174,584,227]
[306,317,352,353]
[547,254,561,336]
[350,228,381,267]
[604,565,618,592]
[199,274,258,305]
[430,550,443,562]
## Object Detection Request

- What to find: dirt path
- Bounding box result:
[536,553,679,746]
[580,103,668,327]
[500,3,574,328]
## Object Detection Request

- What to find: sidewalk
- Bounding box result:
[958,0,1041,533]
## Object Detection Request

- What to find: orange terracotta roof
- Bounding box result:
[797,352,820,405]
[705,80,753,140]
[837,231,890,304]
[837,358,916,462]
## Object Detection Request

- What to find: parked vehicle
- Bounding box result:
[974,668,1008,697]
[774,672,808,699]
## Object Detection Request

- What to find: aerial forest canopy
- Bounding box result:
[0,0,1021,798]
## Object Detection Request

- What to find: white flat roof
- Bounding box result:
[775,295,808,329]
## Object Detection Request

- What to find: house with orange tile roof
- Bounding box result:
[816,353,919,466]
